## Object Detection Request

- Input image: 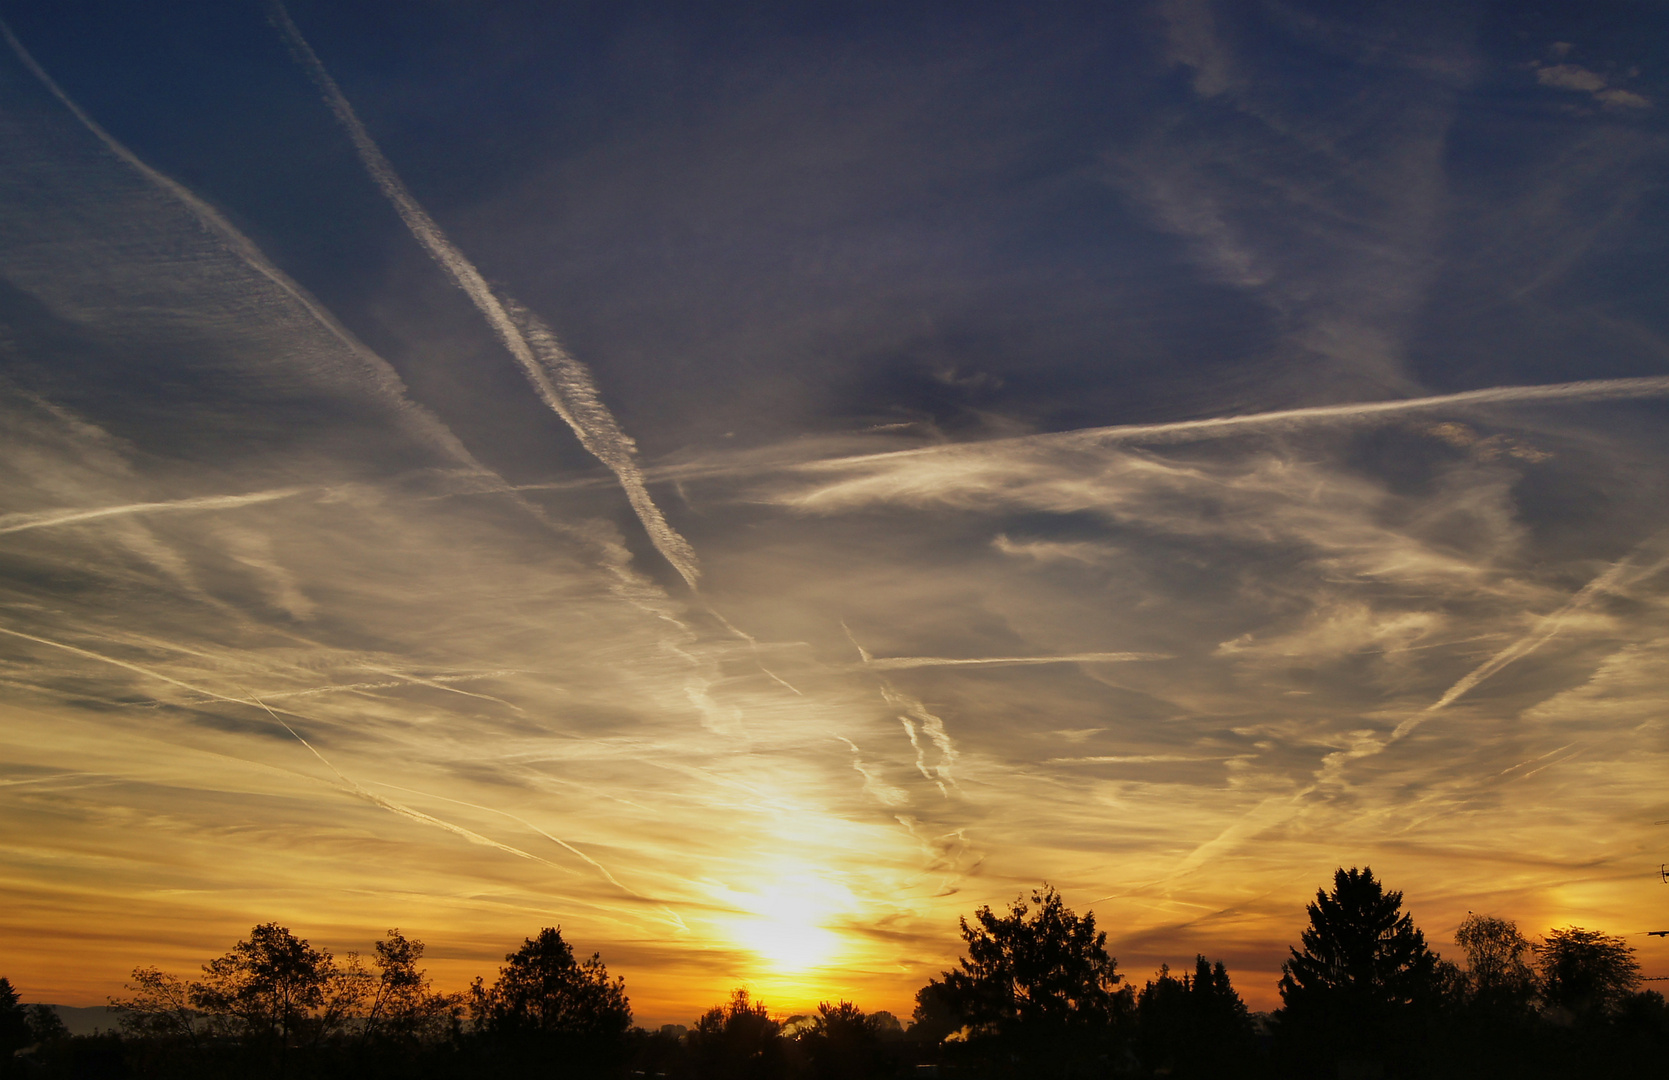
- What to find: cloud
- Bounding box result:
[1161,0,1236,98]
[1536,63,1651,108]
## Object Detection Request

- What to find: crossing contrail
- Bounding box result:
[1391,532,1669,742]
[268,2,699,590]
[0,18,494,482]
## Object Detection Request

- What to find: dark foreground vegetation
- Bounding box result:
[4,867,1665,1079]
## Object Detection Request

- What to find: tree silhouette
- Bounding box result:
[111,966,204,1051]
[192,922,346,1070]
[1534,927,1640,1020]
[687,988,789,1080]
[23,1004,67,1045]
[1136,956,1251,1077]
[935,885,1125,1034]
[799,1001,897,1080]
[1277,867,1439,1071]
[919,884,1129,1076]
[358,929,460,1045]
[469,926,629,1038]
[0,977,30,1060]
[1455,913,1535,1012]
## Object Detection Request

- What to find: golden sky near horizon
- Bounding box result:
[3,1,1669,1026]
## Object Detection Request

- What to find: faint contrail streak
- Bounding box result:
[357,664,524,713]
[1162,539,1669,883]
[706,608,803,695]
[268,3,699,590]
[0,19,494,481]
[805,375,1669,468]
[863,651,1168,670]
[1391,534,1669,742]
[0,621,567,865]
[244,695,556,865]
[899,717,934,783]
[363,779,644,897]
[0,489,304,537]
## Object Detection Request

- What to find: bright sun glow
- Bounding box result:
[719,872,853,973]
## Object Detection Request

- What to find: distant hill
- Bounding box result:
[33,1005,119,1037]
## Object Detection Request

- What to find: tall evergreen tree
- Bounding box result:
[0,977,31,1060]
[1277,867,1439,1071]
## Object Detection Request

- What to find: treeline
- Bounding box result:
[3,866,1666,1079]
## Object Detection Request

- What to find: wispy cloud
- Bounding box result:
[1535,63,1651,109]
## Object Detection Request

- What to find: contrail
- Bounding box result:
[363,779,644,898]
[1391,533,1669,742]
[3,16,691,613]
[243,695,556,865]
[899,717,934,783]
[268,2,699,590]
[357,664,524,714]
[862,651,1168,670]
[804,374,1669,468]
[844,622,959,793]
[0,489,304,536]
[706,608,803,695]
[0,19,492,481]
[0,621,567,865]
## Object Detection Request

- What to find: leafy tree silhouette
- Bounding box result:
[1455,913,1535,1014]
[799,1000,897,1080]
[23,1004,67,1045]
[192,922,346,1073]
[918,884,1130,1077]
[1534,927,1640,1020]
[357,929,461,1046]
[1277,867,1439,1075]
[111,966,203,1050]
[468,926,629,1038]
[687,988,790,1080]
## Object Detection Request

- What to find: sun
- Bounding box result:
[720,873,852,973]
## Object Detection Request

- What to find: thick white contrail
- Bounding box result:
[0,489,304,536]
[268,3,699,590]
[0,19,492,480]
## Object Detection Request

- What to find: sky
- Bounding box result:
[1,0,1667,1024]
